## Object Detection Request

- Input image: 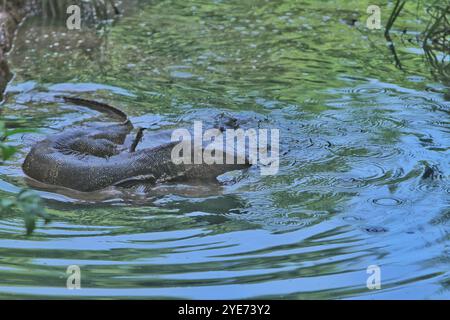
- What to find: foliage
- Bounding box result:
[0,121,49,235]
[422,2,450,83]
[384,0,449,82]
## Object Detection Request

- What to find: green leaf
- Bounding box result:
[0,122,5,141]
[24,214,36,236]
[0,145,17,161]
[17,190,51,235]
[0,198,16,209]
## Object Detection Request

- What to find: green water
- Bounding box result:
[0,0,448,298]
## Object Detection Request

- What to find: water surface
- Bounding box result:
[0,0,448,299]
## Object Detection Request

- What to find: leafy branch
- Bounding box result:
[0,121,50,235]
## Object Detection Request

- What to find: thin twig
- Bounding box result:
[385,0,406,37]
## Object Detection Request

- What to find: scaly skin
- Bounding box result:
[22,97,249,192]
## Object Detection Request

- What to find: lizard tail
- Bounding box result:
[56,96,131,126]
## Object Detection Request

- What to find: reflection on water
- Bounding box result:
[0,1,448,299]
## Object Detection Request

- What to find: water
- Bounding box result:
[0,0,449,299]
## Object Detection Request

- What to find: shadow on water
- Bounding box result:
[0,0,449,298]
